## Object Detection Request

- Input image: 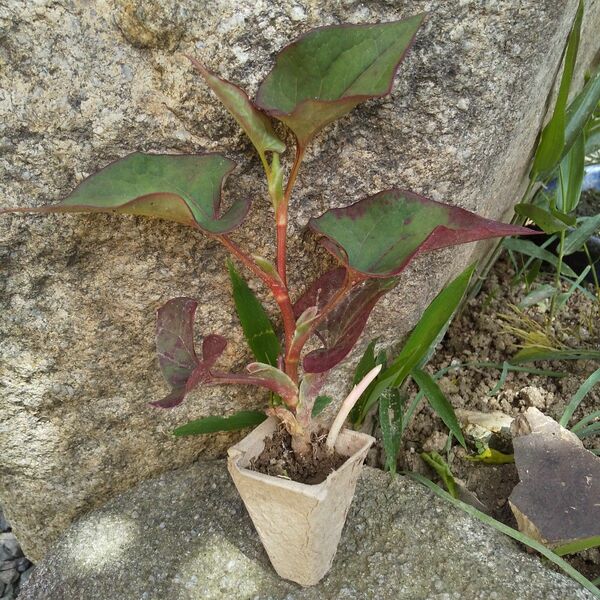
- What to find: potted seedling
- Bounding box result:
[1,14,536,586]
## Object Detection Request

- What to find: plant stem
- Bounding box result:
[549,229,566,321]
[277,145,305,287]
[285,271,355,382]
[219,234,296,356]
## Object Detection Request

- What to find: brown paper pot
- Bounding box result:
[227,416,375,587]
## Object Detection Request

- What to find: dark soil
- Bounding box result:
[250,426,347,485]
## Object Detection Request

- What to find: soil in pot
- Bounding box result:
[250,427,346,484]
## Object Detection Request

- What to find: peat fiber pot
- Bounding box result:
[227,416,375,586]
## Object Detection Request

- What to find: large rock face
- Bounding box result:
[0,0,598,560]
[18,461,595,599]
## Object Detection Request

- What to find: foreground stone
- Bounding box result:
[510,408,600,553]
[20,461,593,600]
[2,0,600,560]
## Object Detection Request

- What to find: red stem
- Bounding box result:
[277,145,305,288]
[285,271,356,382]
[218,234,296,361]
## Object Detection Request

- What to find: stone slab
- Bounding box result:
[19,461,595,600]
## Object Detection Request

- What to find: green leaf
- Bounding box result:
[502,238,578,278]
[420,451,458,498]
[571,410,600,433]
[379,389,403,474]
[518,284,557,309]
[530,0,583,178]
[357,265,476,425]
[513,348,600,363]
[255,15,425,147]
[564,68,600,160]
[310,190,534,278]
[407,472,600,597]
[556,133,585,214]
[173,411,267,436]
[559,367,600,427]
[554,537,600,557]
[312,395,333,418]
[0,153,248,234]
[513,204,568,234]
[349,340,386,426]
[228,261,281,366]
[563,215,600,255]
[188,57,285,158]
[411,368,466,449]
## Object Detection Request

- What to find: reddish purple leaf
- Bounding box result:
[301,278,395,373]
[151,297,227,408]
[309,189,538,278]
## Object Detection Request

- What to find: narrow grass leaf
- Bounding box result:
[530,0,583,178]
[556,266,591,311]
[564,215,600,255]
[420,451,458,498]
[379,389,403,474]
[228,260,281,366]
[571,410,600,433]
[577,422,600,439]
[514,204,568,234]
[564,69,600,159]
[556,133,585,214]
[513,348,600,363]
[559,367,600,427]
[518,285,556,309]
[411,368,466,449]
[487,361,510,396]
[502,238,578,278]
[174,411,267,436]
[358,265,476,424]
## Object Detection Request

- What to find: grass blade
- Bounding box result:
[564,70,600,159]
[502,238,578,278]
[174,411,267,436]
[556,133,585,214]
[563,215,600,255]
[559,367,600,427]
[358,265,475,424]
[514,203,568,234]
[518,285,557,309]
[407,472,600,598]
[411,368,466,449]
[420,451,458,498]
[530,0,583,178]
[228,260,281,366]
[571,410,600,433]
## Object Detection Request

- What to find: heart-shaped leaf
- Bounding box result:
[309,189,536,278]
[294,269,396,373]
[1,153,248,234]
[255,15,425,147]
[152,297,227,408]
[189,57,286,158]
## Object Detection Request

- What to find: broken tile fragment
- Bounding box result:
[509,408,600,552]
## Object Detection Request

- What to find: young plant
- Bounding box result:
[0,15,536,460]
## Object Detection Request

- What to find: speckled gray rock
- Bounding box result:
[18,460,594,599]
[1,0,599,561]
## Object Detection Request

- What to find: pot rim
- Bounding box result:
[228,417,375,495]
